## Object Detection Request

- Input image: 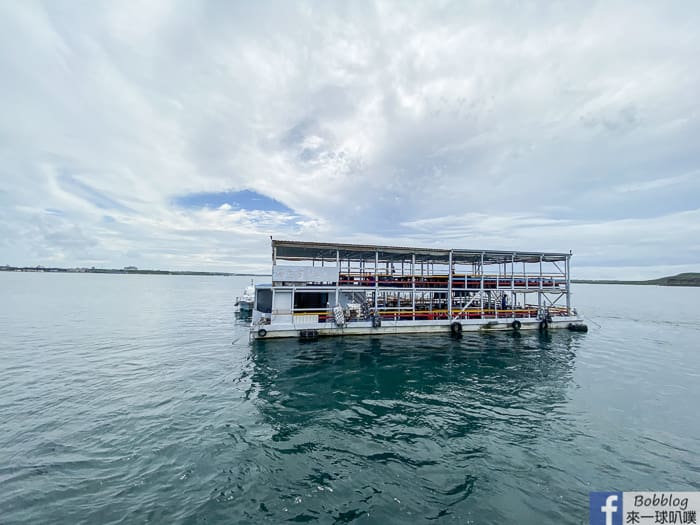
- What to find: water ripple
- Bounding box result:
[0,276,698,524]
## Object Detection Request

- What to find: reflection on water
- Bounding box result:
[219,332,582,523]
[251,332,578,434]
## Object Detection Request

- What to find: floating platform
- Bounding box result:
[249,240,587,340]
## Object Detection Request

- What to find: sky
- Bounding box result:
[1,1,699,278]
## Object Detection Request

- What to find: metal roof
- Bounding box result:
[272,240,569,264]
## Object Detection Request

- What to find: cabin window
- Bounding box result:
[255,289,272,313]
[294,292,329,310]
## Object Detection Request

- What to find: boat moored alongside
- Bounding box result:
[234,281,255,318]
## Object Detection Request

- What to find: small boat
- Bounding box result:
[234,281,255,317]
[249,239,588,340]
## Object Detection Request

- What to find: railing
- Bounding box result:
[337,273,566,288]
[290,305,572,324]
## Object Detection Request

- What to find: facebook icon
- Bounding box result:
[590,492,623,525]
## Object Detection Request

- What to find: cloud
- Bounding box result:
[0,1,698,277]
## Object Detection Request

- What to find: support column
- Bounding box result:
[272,288,276,323]
[566,254,571,315]
[335,250,340,308]
[524,261,528,291]
[412,254,416,321]
[448,250,453,321]
[374,250,379,312]
[480,252,485,319]
[538,255,543,316]
[511,253,515,319]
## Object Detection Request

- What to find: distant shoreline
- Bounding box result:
[3,266,697,286]
[0,266,267,277]
[573,272,700,287]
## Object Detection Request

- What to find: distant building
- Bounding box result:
[124,266,138,271]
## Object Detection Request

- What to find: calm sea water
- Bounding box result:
[1,273,698,524]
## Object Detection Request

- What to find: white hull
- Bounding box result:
[251,316,585,340]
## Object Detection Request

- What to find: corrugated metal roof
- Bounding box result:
[272,239,569,263]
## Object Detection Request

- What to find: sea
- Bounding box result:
[0,272,698,524]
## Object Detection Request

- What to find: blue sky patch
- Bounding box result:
[174,190,293,213]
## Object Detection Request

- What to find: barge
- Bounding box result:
[250,240,587,340]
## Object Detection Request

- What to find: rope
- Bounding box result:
[586,317,603,329]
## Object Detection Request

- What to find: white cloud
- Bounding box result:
[0,1,699,277]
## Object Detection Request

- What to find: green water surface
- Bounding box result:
[1,273,698,524]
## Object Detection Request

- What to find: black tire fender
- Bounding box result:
[257,328,267,338]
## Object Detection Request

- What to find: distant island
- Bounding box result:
[0,265,266,277]
[3,266,698,286]
[573,272,700,287]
